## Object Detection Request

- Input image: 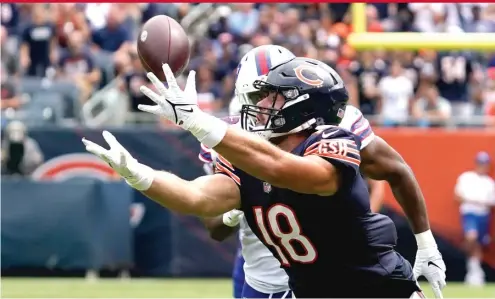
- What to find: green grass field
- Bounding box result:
[1,278,494,298]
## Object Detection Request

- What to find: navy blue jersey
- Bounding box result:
[402,57,426,93]
[435,52,473,102]
[215,127,400,297]
[349,60,387,115]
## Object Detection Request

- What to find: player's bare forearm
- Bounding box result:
[213,127,338,194]
[360,136,430,233]
[201,216,238,241]
[142,172,240,217]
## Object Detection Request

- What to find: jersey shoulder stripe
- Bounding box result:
[350,115,373,140]
[214,155,241,185]
[198,143,213,163]
[340,105,375,149]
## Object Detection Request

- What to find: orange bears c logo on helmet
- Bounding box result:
[294,65,324,87]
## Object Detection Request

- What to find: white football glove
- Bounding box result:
[138,64,198,126]
[139,64,227,148]
[222,209,244,227]
[82,131,154,191]
[413,230,447,299]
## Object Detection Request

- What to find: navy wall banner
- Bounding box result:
[1,179,133,270]
[2,128,238,277]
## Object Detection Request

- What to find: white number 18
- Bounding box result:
[253,204,318,266]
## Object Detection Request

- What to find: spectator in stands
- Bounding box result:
[398,51,421,92]
[250,34,273,48]
[56,30,101,103]
[1,4,19,36]
[1,120,44,176]
[91,4,132,54]
[120,47,156,112]
[455,151,495,286]
[409,4,457,33]
[213,33,238,79]
[365,5,384,33]
[412,84,452,127]
[465,5,490,33]
[53,3,90,49]
[349,51,386,115]
[277,7,302,43]
[1,25,18,76]
[484,70,495,126]
[433,51,479,120]
[20,4,57,77]
[6,3,494,127]
[208,6,231,40]
[84,3,111,31]
[196,63,223,113]
[257,5,276,36]
[1,66,22,111]
[227,4,259,43]
[378,59,414,126]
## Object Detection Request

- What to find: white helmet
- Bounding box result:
[228,96,242,115]
[234,45,295,137]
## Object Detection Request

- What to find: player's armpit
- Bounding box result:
[143,172,240,217]
[359,136,430,233]
[192,174,241,216]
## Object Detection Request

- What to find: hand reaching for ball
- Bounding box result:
[139,63,228,149]
[139,64,199,128]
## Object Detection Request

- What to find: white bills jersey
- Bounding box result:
[198,104,375,293]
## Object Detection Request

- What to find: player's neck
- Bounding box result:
[275,133,309,153]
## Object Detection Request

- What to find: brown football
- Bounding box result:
[137,15,191,81]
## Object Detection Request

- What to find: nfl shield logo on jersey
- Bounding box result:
[263,182,272,193]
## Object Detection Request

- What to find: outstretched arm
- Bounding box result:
[144,172,241,217]
[136,64,340,195]
[82,131,240,218]
[213,128,341,195]
[360,136,429,234]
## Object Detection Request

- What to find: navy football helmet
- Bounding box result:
[240,57,349,139]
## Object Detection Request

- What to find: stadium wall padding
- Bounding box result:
[1,127,493,281]
[374,128,495,271]
[1,179,133,270]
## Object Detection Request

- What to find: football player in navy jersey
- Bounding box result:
[349,51,387,115]
[200,45,296,299]
[82,58,447,298]
[433,51,478,117]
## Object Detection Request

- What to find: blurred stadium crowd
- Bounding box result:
[1,3,495,128]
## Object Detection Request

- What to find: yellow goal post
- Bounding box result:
[347,3,495,51]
